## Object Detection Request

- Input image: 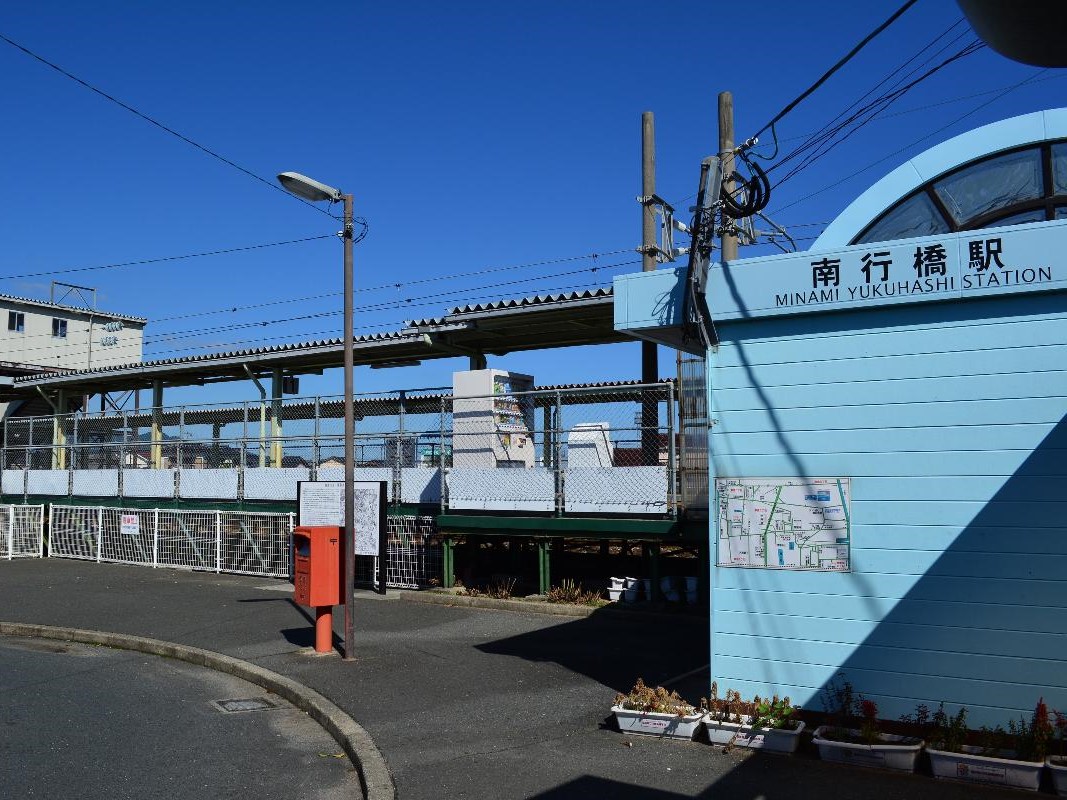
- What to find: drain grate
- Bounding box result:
[211,697,279,714]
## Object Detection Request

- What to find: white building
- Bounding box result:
[0,294,145,374]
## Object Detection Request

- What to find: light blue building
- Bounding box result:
[614,109,1067,726]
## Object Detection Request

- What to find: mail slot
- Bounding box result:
[292,526,342,607]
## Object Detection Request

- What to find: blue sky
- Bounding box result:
[1,1,1063,405]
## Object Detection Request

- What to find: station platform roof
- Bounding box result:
[2,288,620,398]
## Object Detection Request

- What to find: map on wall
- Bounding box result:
[715,477,851,572]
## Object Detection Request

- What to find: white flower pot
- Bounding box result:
[704,717,805,753]
[612,706,703,740]
[812,726,922,772]
[928,745,1044,790]
[607,587,623,602]
[1047,756,1067,796]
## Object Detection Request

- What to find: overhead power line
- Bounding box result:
[0,234,335,283]
[750,0,920,142]
[0,31,363,230]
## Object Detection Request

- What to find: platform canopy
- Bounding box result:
[2,288,620,399]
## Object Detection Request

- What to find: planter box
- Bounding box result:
[927,746,1043,791]
[704,717,806,753]
[612,706,703,740]
[1048,757,1067,796]
[812,726,922,772]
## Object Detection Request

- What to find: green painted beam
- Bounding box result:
[435,513,695,539]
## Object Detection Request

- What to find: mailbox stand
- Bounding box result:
[292,526,343,654]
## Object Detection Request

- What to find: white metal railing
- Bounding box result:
[0,504,44,559]
[48,505,293,577]
[46,504,441,586]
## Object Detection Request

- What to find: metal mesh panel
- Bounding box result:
[219,511,291,576]
[354,515,441,589]
[99,507,155,565]
[0,504,44,558]
[48,505,100,560]
[48,506,292,577]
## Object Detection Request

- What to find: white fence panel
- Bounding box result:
[400,468,442,504]
[0,504,44,559]
[122,469,176,498]
[178,469,239,500]
[26,470,68,496]
[2,470,25,495]
[72,469,119,497]
[446,468,555,512]
[244,468,309,501]
[48,505,293,578]
[563,467,668,514]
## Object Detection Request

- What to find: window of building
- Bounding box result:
[7,312,24,333]
[51,318,67,338]
[854,193,950,245]
[933,147,1043,224]
[852,139,1067,246]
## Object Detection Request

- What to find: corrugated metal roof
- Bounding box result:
[448,288,613,315]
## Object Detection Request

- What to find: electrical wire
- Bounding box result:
[0,234,335,284]
[0,31,338,220]
[150,248,632,324]
[750,0,920,142]
[770,67,1051,217]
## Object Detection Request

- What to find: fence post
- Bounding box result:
[215,511,222,573]
[178,406,185,469]
[119,411,128,491]
[439,397,448,512]
[6,503,13,560]
[312,396,321,480]
[152,509,159,568]
[395,390,406,505]
[666,381,677,518]
[37,504,44,558]
[96,506,103,562]
[27,417,33,470]
[554,391,563,515]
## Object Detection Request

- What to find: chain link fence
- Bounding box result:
[2,382,678,515]
[0,504,45,559]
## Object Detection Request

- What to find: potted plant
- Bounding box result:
[701,682,805,753]
[811,675,922,772]
[1049,708,1067,796]
[612,678,703,740]
[926,698,1051,790]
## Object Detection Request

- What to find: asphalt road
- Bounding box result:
[0,559,1037,799]
[0,635,357,800]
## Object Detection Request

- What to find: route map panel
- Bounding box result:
[715,477,851,572]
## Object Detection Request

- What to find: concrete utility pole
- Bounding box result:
[641,112,659,465]
[718,92,738,263]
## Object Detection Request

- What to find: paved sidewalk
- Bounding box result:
[0,559,1034,799]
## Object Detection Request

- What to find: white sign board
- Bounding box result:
[120,514,140,537]
[297,481,385,556]
[716,477,851,572]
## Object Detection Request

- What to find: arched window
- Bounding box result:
[852,140,1067,245]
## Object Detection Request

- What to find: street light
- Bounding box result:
[277,171,356,661]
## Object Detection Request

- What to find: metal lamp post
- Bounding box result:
[277,171,356,661]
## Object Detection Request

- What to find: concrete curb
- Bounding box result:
[0,621,396,800]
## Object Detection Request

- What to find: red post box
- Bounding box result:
[292,526,342,607]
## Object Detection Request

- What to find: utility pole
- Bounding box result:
[640,111,659,465]
[718,92,738,263]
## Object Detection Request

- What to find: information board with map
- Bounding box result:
[715,477,851,572]
[297,480,386,556]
